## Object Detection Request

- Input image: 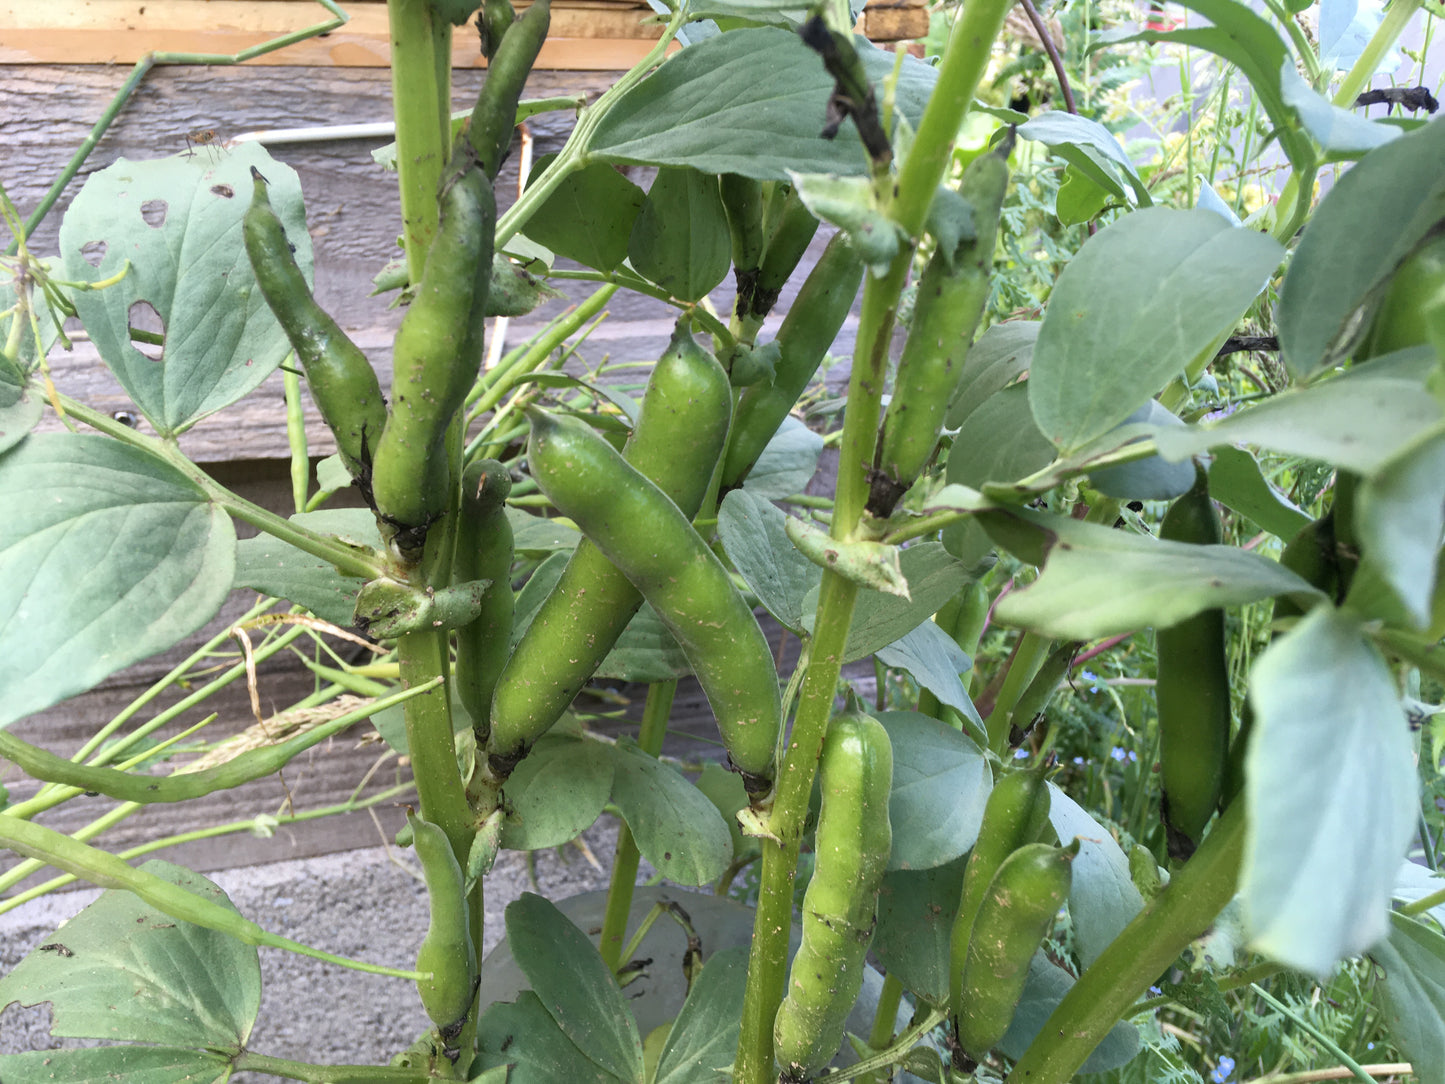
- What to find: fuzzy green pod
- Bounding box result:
[774,711,893,1079]
[869,140,1011,518]
[454,458,514,742]
[243,168,387,495]
[468,0,551,180]
[948,768,1050,1022]
[409,811,478,1034]
[722,232,864,489]
[488,323,732,773]
[745,185,821,322]
[955,839,1077,1059]
[372,159,496,546]
[522,408,781,795]
[1156,461,1230,860]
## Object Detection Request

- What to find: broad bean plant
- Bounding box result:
[1,0,1443,1081]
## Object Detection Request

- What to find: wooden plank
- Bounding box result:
[0,1,668,68]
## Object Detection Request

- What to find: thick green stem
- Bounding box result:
[233,1052,432,1082]
[734,573,859,1084]
[283,365,310,513]
[1004,801,1246,1082]
[599,680,677,970]
[398,630,474,864]
[0,813,426,980]
[982,632,1051,753]
[389,0,451,279]
[858,971,906,1084]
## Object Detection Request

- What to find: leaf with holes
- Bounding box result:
[0,433,235,731]
[58,142,302,436]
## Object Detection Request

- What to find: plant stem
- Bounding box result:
[599,680,677,970]
[857,971,906,1084]
[234,1052,432,1082]
[388,0,451,279]
[283,365,310,513]
[734,572,859,1084]
[397,631,474,864]
[0,813,427,979]
[1241,1065,1413,1084]
[982,631,1051,753]
[1004,800,1246,1082]
[1249,985,1376,1084]
[1332,0,1424,108]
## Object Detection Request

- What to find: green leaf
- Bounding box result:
[1048,785,1144,969]
[1396,859,1445,930]
[596,604,694,683]
[718,488,819,635]
[1028,207,1283,451]
[1244,607,1418,976]
[522,155,646,272]
[508,506,582,555]
[1054,164,1114,226]
[233,508,381,625]
[1016,112,1151,207]
[607,739,732,887]
[1154,347,1444,475]
[0,364,42,456]
[652,946,749,1084]
[943,380,1055,568]
[823,543,969,662]
[876,710,990,870]
[511,550,571,646]
[875,621,980,725]
[1371,913,1445,1084]
[588,28,938,179]
[1206,444,1310,539]
[500,734,616,851]
[791,172,906,273]
[476,990,627,1083]
[694,761,755,868]
[1354,429,1445,627]
[985,506,1322,640]
[1086,400,1196,501]
[872,855,968,1006]
[0,433,235,731]
[742,416,824,499]
[997,953,1141,1073]
[0,860,260,1049]
[628,167,733,302]
[0,1047,233,1084]
[505,894,645,1082]
[1276,117,1445,378]
[57,143,298,436]
[1279,63,1400,158]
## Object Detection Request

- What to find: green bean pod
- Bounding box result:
[1155,461,1230,860]
[774,710,893,1080]
[868,142,1010,518]
[522,408,781,795]
[955,839,1077,1060]
[948,768,1050,1023]
[243,168,387,495]
[454,458,515,742]
[372,159,496,546]
[468,0,551,180]
[488,323,732,773]
[1357,229,1445,360]
[720,174,766,315]
[722,232,864,489]
[749,186,822,318]
[408,811,478,1034]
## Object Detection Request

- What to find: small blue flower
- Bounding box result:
[1080,668,1101,693]
[1211,1056,1236,1083]
[1014,747,1030,759]
[1148,986,1161,996]
[1073,756,1085,765]
[1111,746,1127,762]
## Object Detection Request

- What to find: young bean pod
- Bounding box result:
[773,710,893,1080]
[868,140,1011,518]
[468,0,551,180]
[488,323,732,774]
[720,174,766,316]
[744,186,821,323]
[955,839,1077,1060]
[1155,461,1230,860]
[371,157,496,550]
[243,169,387,497]
[523,408,781,795]
[722,233,864,489]
[408,811,479,1035]
[948,768,1050,1024]
[454,458,515,742]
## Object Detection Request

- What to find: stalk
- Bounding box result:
[599,680,677,970]
[388,0,451,278]
[1004,801,1246,1081]
[397,630,473,865]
